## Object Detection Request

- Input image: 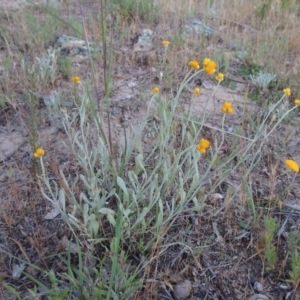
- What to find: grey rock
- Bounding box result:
[55,35,97,62]
[132,29,154,52]
[173,280,192,300]
[254,282,263,293]
[184,19,217,37]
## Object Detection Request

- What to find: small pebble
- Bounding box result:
[173,280,192,300]
[254,282,263,293]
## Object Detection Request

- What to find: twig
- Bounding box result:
[277,211,291,238]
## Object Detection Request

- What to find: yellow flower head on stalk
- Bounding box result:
[294,99,300,106]
[196,138,210,154]
[285,159,299,173]
[193,87,201,95]
[189,60,200,70]
[204,60,217,75]
[283,88,291,96]
[216,73,224,82]
[152,86,160,93]
[72,76,81,84]
[34,147,45,158]
[203,58,211,66]
[222,101,234,114]
[162,40,170,46]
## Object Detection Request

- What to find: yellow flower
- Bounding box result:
[34,147,45,158]
[199,138,210,148]
[283,88,291,96]
[285,159,299,173]
[193,87,201,95]
[221,101,234,114]
[202,58,211,66]
[152,86,160,93]
[197,147,207,154]
[204,60,217,75]
[189,60,200,70]
[196,138,210,154]
[72,76,81,84]
[294,99,300,106]
[162,40,170,46]
[215,73,224,82]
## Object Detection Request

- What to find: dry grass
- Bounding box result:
[0,0,300,299]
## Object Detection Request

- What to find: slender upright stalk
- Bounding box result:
[100,0,114,158]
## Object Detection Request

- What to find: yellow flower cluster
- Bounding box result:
[283,88,291,96]
[197,138,210,154]
[294,99,300,106]
[162,40,170,46]
[221,101,234,114]
[285,160,299,173]
[189,60,200,70]
[215,73,224,82]
[188,58,219,76]
[202,58,210,66]
[186,58,298,177]
[72,76,81,84]
[203,58,217,75]
[193,87,201,95]
[152,87,160,93]
[34,147,45,158]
